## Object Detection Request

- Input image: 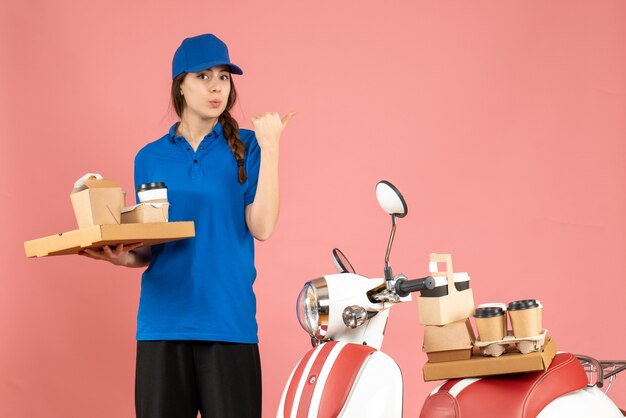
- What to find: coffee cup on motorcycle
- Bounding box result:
[454,272,471,291]
[508,299,542,338]
[474,307,506,342]
[420,272,471,297]
[477,303,508,339]
[137,182,168,204]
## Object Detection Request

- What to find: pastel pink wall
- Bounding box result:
[2,0,625,416]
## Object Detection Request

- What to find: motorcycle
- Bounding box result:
[276,180,625,418]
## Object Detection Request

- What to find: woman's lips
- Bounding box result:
[209,101,221,108]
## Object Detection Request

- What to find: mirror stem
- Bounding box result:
[384,216,396,284]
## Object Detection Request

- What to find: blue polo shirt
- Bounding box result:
[133,121,261,343]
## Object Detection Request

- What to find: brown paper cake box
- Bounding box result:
[121,203,170,224]
[24,222,195,258]
[423,318,476,363]
[70,173,125,229]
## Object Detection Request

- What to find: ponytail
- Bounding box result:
[220,110,248,183]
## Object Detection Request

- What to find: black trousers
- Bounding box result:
[135,341,262,418]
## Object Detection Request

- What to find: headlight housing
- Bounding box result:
[296,278,329,340]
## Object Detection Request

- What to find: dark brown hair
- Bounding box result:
[171,73,248,183]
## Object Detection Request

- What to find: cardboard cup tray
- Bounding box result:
[24,222,195,258]
[475,329,548,357]
[423,337,557,382]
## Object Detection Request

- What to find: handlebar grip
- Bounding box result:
[395,276,436,297]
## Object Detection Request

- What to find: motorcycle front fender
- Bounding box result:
[277,341,403,418]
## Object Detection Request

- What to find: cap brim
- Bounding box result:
[185,60,243,75]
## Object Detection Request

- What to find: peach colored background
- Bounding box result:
[2,0,625,416]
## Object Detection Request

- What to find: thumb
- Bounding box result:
[125,242,144,252]
[281,111,296,129]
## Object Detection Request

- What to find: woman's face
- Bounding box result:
[180,65,231,120]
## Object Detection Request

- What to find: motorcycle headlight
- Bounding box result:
[296,278,329,340]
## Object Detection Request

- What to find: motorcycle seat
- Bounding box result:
[419,352,589,418]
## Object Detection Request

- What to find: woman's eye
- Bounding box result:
[220,74,230,81]
[198,74,209,80]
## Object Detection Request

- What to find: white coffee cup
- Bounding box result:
[137,182,168,203]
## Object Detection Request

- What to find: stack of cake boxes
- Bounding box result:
[23,174,193,258]
[70,173,170,226]
[420,253,476,362]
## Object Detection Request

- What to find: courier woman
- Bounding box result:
[80,33,294,418]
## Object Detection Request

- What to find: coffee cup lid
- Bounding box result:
[137,182,167,192]
[508,299,540,311]
[453,272,470,282]
[474,307,505,318]
[432,276,448,287]
[478,302,507,311]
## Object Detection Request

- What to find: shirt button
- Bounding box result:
[199,146,204,150]
[194,160,198,163]
[186,147,190,151]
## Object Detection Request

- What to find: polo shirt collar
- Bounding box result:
[168,121,223,144]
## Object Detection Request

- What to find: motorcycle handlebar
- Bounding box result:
[395,276,436,297]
